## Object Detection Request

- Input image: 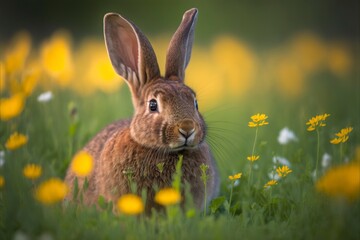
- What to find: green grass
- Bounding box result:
[1,71,359,239]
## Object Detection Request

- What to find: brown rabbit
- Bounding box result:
[65,8,219,212]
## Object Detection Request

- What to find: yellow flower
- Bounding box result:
[0,62,5,93]
[71,151,94,177]
[229,172,242,180]
[0,176,4,188]
[264,180,278,188]
[4,31,31,75]
[40,31,73,87]
[117,194,144,215]
[306,113,330,131]
[0,93,25,121]
[248,113,269,127]
[247,155,260,162]
[330,127,353,144]
[35,178,68,205]
[23,164,42,180]
[73,40,122,94]
[5,132,28,150]
[316,163,360,201]
[276,165,292,177]
[154,187,181,206]
[327,42,352,77]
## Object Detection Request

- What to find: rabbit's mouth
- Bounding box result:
[168,134,199,151]
[169,144,198,152]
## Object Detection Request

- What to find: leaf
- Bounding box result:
[83,177,89,191]
[97,195,107,210]
[73,177,79,201]
[172,154,183,191]
[210,196,226,214]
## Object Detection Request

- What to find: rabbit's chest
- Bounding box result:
[131,154,201,189]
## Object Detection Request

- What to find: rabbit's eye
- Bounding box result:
[149,99,158,112]
[194,99,198,110]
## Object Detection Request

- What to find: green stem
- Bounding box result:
[251,127,259,157]
[339,143,343,163]
[203,180,207,217]
[228,182,234,215]
[315,129,320,179]
[248,127,258,186]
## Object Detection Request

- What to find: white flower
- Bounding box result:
[321,153,331,169]
[37,91,53,102]
[0,151,4,167]
[268,169,280,180]
[277,127,298,145]
[273,156,291,167]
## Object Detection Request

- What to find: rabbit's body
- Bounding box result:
[65,8,220,212]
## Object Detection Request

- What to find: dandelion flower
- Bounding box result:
[316,163,360,201]
[35,178,68,205]
[0,175,4,188]
[306,113,330,131]
[264,180,278,188]
[5,132,28,150]
[0,94,25,121]
[155,187,181,206]
[276,165,292,177]
[330,127,353,144]
[71,151,93,177]
[23,163,42,180]
[229,172,242,180]
[248,113,269,128]
[247,155,260,162]
[117,194,144,215]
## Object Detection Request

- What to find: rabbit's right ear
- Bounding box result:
[104,13,160,99]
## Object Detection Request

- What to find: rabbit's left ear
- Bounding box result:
[165,8,198,82]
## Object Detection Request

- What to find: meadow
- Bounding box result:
[1,11,360,240]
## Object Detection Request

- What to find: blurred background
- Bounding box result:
[1,0,359,176]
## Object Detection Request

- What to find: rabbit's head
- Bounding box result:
[104,9,206,151]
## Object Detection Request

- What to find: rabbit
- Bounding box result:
[64,8,220,213]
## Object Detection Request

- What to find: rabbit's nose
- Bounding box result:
[178,119,195,138]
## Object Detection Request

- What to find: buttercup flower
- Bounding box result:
[35,178,68,205]
[229,172,242,180]
[330,127,353,144]
[276,165,292,177]
[316,162,360,201]
[306,113,330,131]
[264,179,278,188]
[23,164,42,180]
[155,187,181,206]
[5,132,28,150]
[248,113,269,128]
[247,155,260,162]
[71,151,94,177]
[117,194,144,215]
[0,94,25,121]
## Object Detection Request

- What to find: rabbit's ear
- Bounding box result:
[104,13,160,95]
[165,8,198,82]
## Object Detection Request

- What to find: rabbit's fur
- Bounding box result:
[65,8,220,212]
